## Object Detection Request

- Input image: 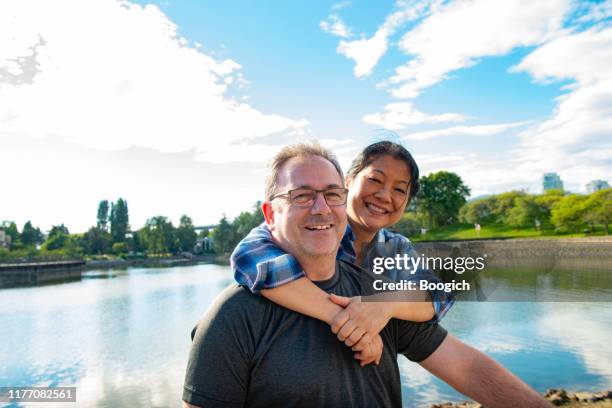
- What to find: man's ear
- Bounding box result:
[261,201,276,231]
[345,175,353,189]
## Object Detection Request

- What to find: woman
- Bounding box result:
[230,141,453,365]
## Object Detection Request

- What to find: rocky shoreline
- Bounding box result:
[431,389,612,407]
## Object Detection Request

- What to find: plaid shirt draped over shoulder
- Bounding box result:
[230,223,453,322]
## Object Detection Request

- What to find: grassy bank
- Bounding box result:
[409,223,608,242]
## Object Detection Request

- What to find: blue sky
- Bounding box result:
[1,0,611,232]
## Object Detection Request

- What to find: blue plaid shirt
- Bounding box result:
[230,223,453,323]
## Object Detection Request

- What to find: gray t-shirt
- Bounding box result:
[183,260,447,408]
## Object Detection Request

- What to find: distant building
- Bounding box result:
[203,237,213,252]
[194,236,214,254]
[543,172,564,192]
[0,230,11,248]
[586,179,610,194]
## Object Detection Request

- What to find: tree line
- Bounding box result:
[393,172,611,235]
[208,202,265,254]
[208,173,609,252]
[2,174,609,260]
[458,188,611,233]
[0,198,266,260]
[0,198,200,260]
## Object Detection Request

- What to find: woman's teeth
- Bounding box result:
[366,203,387,214]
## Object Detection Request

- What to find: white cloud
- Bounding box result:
[0,134,271,232]
[574,0,612,23]
[337,30,390,78]
[387,0,569,98]
[419,150,555,198]
[385,4,612,193]
[331,1,352,11]
[326,1,611,195]
[363,102,466,130]
[0,0,309,158]
[538,303,612,380]
[335,1,434,78]
[320,14,353,38]
[513,25,612,86]
[402,121,530,140]
[511,26,612,189]
[468,336,526,354]
[397,357,446,406]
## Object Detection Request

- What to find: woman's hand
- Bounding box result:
[329,294,394,365]
[330,294,393,342]
[354,333,384,366]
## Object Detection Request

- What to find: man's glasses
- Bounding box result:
[270,187,349,207]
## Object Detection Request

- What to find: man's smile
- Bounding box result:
[305,223,333,231]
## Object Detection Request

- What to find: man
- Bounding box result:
[183,143,549,408]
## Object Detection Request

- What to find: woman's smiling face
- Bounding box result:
[346,154,411,235]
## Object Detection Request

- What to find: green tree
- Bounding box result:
[142,216,178,254]
[112,242,128,255]
[459,196,497,224]
[551,194,588,232]
[97,200,110,231]
[48,224,69,236]
[176,215,197,252]
[416,171,470,227]
[84,226,111,254]
[505,195,543,228]
[583,188,612,234]
[210,215,235,254]
[389,212,424,237]
[70,233,90,255]
[1,221,21,249]
[130,230,147,253]
[533,191,564,226]
[21,221,44,246]
[110,198,129,243]
[491,191,528,224]
[43,224,71,250]
[233,202,264,242]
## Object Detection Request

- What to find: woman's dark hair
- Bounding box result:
[347,141,420,198]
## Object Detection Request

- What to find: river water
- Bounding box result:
[1,263,611,407]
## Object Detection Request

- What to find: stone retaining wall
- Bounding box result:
[413,237,612,271]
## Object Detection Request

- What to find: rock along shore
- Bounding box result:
[431,389,612,407]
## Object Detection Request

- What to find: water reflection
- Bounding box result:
[1,263,610,408]
[399,301,612,406]
[445,267,612,302]
[1,264,229,408]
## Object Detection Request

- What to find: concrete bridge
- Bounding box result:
[194,225,217,231]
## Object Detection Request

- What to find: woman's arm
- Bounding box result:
[329,292,434,353]
[366,289,435,322]
[262,278,343,325]
[330,232,452,351]
[378,233,454,323]
[230,223,382,365]
[231,223,306,292]
[263,279,382,365]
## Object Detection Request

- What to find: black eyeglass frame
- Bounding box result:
[270,187,349,207]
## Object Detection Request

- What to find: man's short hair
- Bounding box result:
[264,142,344,201]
